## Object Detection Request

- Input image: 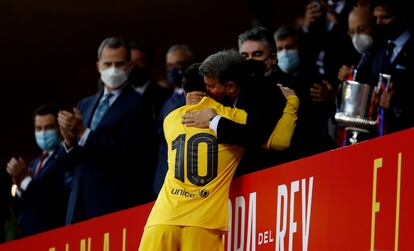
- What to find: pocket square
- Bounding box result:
[395,64,407,70]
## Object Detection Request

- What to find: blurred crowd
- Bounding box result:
[1,0,413,242]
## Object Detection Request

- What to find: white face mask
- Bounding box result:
[352,34,374,54]
[100,67,128,89]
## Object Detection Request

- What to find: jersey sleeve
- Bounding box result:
[263,95,299,151]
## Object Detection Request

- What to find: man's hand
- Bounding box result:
[277,84,297,98]
[6,157,29,186]
[379,90,394,109]
[182,108,217,128]
[310,80,335,103]
[58,108,85,146]
[337,65,353,82]
[303,1,323,30]
[186,91,206,105]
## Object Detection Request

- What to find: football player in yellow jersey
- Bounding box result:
[139,57,298,250]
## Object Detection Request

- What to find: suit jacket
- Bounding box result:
[370,32,414,133]
[216,68,288,172]
[138,80,173,120]
[153,91,186,195]
[17,147,69,237]
[64,85,157,224]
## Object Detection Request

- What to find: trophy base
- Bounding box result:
[335,112,377,129]
[342,127,372,146]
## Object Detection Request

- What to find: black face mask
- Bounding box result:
[129,66,150,87]
[376,21,406,42]
[167,68,184,87]
[245,59,267,77]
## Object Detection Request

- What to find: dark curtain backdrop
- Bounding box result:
[0,0,306,167]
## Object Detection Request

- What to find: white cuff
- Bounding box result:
[20,176,32,192]
[208,115,222,135]
[78,128,91,147]
[16,188,22,198]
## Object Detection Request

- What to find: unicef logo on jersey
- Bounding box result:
[199,189,209,198]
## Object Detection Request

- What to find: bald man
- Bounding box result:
[338,6,376,83]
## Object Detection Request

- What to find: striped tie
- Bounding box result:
[90,93,112,130]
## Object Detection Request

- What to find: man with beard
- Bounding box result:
[182,48,300,174]
[58,37,156,224]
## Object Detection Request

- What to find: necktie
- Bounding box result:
[91,93,113,130]
[381,42,396,74]
[34,152,49,177]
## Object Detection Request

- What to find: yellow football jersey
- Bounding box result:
[145,97,247,231]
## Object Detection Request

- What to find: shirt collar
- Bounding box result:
[103,88,122,106]
[390,30,411,49]
[133,80,151,95]
[174,87,184,95]
[389,30,411,62]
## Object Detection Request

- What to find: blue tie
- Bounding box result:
[90,93,112,130]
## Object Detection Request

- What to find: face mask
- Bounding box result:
[167,68,184,87]
[35,129,59,151]
[100,67,128,89]
[376,22,404,42]
[128,66,150,87]
[277,49,300,73]
[352,34,374,54]
[245,59,267,78]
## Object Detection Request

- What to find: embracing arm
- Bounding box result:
[263,95,299,150]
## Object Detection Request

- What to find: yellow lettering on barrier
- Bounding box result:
[394,153,402,251]
[49,248,55,251]
[370,158,382,251]
[103,232,110,251]
[80,238,91,251]
[122,228,127,251]
[66,243,69,251]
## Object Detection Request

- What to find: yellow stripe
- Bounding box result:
[394,153,402,251]
[371,158,382,251]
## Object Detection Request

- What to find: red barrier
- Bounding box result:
[1,128,413,251]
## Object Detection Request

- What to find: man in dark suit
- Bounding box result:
[237,26,336,165]
[6,104,69,237]
[58,37,157,224]
[184,27,337,173]
[129,42,172,120]
[181,49,295,174]
[369,0,414,134]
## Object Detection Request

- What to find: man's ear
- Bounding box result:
[96,62,100,72]
[225,81,238,95]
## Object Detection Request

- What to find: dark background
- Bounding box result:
[0,0,306,166]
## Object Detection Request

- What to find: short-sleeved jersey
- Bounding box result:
[145,97,247,231]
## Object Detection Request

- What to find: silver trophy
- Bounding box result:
[335,79,377,145]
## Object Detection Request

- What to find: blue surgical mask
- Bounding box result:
[277,49,300,73]
[167,68,184,87]
[35,129,59,151]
